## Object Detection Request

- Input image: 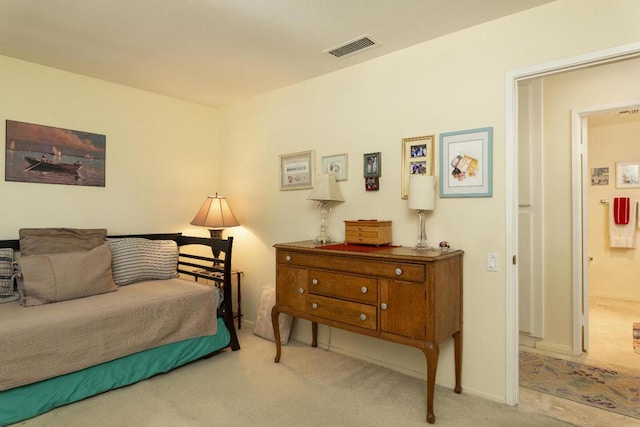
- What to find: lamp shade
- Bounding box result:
[409,175,435,211]
[308,173,344,202]
[190,194,240,229]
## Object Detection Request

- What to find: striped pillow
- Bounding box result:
[108,238,179,286]
[0,248,17,300]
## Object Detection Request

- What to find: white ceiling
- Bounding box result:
[0,0,554,107]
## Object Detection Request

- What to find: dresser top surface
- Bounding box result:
[274,240,462,262]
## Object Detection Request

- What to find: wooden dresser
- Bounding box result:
[271,241,463,424]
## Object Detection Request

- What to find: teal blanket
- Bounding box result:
[0,318,230,426]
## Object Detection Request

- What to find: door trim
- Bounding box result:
[571,100,640,355]
[505,41,640,406]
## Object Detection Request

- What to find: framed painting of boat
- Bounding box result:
[5,120,106,187]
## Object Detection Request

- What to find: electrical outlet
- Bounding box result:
[486,253,498,272]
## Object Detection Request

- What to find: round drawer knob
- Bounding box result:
[361,286,368,294]
[381,303,388,310]
[360,314,367,321]
[285,255,291,262]
[312,278,318,285]
[311,303,318,309]
[395,267,403,276]
[298,288,304,295]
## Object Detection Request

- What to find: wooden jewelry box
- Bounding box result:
[344,220,392,246]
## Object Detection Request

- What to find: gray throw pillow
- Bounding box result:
[19,228,107,256]
[18,243,117,306]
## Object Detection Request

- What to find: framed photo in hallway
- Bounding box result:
[615,161,640,188]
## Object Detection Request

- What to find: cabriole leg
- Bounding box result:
[422,342,439,424]
[271,305,282,363]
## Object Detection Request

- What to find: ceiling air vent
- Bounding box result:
[323,35,380,59]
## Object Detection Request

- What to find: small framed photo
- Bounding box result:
[363,152,381,178]
[279,150,314,190]
[401,135,434,199]
[615,161,640,188]
[591,167,609,185]
[321,153,348,181]
[365,177,379,191]
[440,127,493,198]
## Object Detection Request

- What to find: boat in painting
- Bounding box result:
[25,156,82,174]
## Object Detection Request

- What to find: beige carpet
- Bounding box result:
[17,327,572,427]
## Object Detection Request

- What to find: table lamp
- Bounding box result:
[408,175,435,250]
[190,193,240,259]
[308,174,344,244]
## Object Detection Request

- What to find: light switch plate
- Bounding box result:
[486,253,498,272]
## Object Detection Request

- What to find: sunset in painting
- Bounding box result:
[5,120,105,187]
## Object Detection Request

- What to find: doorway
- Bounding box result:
[581,105,640,372]
[506,42,640,406]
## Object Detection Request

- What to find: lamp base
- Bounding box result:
[208,229,223,239]
[414,210,430,250]
[313,234,332,245]
[208,228,223,263]
[313,201,333,245]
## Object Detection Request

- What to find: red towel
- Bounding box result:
[614,197,630,225]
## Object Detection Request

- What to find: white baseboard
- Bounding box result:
[519,334,540,349]
[534,341,573,355]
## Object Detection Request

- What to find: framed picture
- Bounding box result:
[280,150,314,190]
[591,167,609,185]
[5,120,106,187]
[615,161,640,188]
[365,177,379,191]
[321,153,348,181]
[440,127,493,198]
[363,152,381,178]
[401,135,434,199]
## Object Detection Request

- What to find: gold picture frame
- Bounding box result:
[279,150,315,190]
[401,135,434,199]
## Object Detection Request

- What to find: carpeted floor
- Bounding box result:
[15,327,573,426]
[520,351,640,420]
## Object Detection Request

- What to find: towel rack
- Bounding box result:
[600,199,609,204]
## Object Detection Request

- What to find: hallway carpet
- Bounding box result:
[520,351,640,420]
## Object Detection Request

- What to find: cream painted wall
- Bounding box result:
[534,58,640,352]
[219,0,640,402]
[2,0,640,407]
[588,119,640,301]
[0,56,220,239]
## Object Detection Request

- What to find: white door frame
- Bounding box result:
[571,100,640,355]
[505,41,640,405]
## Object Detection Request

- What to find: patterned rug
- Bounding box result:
[520,351,640,419]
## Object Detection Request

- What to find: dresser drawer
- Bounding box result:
[278,250,425,282]
[308,295,377,330]
[308,270,377,304]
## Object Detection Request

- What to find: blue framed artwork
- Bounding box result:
[439,127,492,198]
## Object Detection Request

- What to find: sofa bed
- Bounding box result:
[0,228,240,426]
